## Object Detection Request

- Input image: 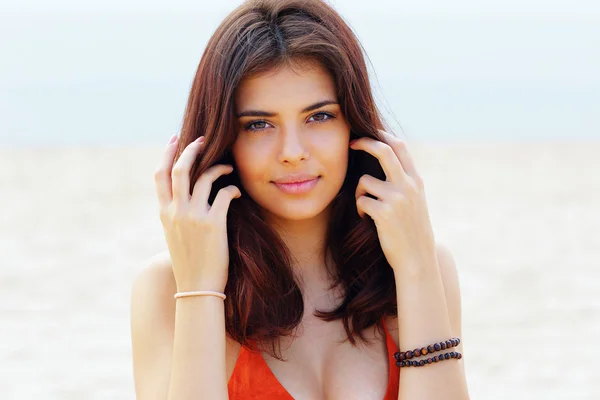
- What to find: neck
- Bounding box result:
[263,205,334,292]
[262,205,347,321]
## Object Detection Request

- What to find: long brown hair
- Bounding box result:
[175,0,398,360]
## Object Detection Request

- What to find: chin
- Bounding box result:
[265,200,332,221]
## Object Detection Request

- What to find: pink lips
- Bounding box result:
[273,177,320,194]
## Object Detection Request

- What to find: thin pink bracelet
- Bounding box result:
[173,290,226,300]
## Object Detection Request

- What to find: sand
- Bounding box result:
[1,141,599,399]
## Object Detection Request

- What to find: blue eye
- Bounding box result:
[243,111,336,133]
[244,120,272,132]
[308,112,335,123]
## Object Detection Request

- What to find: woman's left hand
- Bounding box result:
[350,130,438,275]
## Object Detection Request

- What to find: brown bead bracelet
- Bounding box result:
[393,337,460,363]
[396,351,462,367]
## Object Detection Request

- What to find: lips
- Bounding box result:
[273,174,320,184]
[272,175,320,194]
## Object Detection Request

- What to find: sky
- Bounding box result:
[2,0,599,16]
[0,0,598,146]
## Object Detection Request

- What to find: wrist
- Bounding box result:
[392,253,440,281]
[176,280,226,293]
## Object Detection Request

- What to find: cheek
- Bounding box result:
[232,140,267,183]
[312,130,350,166]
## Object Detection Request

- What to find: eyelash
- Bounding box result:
[243,111,336,133]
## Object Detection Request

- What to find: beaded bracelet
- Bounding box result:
[397,351,462,367]
[394,337,460,363]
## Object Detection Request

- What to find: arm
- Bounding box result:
[130,253,229,400]
[395,243,470,400]
[346,132,469,398]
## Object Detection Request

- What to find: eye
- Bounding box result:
[243,120,273,132]
[242,112,336,133]
[308,112,335,124]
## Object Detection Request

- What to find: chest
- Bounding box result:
[257,319,393,400]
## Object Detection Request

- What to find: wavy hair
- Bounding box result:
[175,0,399,360]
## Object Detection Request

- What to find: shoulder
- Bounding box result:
[130,252,243,392]
[130,251,177,396]
[131,251,177,305]
[384,242,464,347]
[130,251,177,338]
[434,242,462,302]
[433,242,463,338]
[129,251,241,347]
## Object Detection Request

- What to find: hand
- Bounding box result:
[350,130,437,274]
[154,135,241,292]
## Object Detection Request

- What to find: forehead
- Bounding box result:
[234,60,337,110]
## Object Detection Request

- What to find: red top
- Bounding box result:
[228,317,400,399]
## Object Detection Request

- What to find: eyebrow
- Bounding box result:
[235,100,338,118]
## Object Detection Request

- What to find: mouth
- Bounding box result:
[271,176,321,194]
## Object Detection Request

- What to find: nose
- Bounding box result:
[277,125,309,164]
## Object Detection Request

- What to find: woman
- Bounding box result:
[131,0,470,399]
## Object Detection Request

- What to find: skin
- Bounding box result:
[228,59,393,398]
[232,59,350,291]
[133,58,467,399]
[229,59,468,398]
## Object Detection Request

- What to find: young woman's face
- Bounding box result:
[232,59,351,222]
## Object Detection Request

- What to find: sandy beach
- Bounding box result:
[1,141,599,399]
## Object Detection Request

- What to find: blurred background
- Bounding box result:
[1,0,598,399]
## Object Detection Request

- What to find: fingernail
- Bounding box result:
[349,139,357,146]
[195,136,205,143]
[168,134,178,144]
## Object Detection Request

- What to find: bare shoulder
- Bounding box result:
[130,251,238,338]
[435,242,461,293]
[131,250,177,309]
[384,242,463,350]
[130,251,242,378]
[433,242,463,338]
[130,251,178,341]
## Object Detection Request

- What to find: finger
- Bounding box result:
[356,195,381,220]
[171,136,205,204]
[378,130,420,179]
[355,174,389,206]
[209,185,242,220]
[154,134,180,208]
[190,164,235,210]
[350,137,407,183]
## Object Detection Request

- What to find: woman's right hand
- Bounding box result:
[154,134,241,293]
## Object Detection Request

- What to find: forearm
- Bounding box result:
[168,295,228,400]
[394,257,469,400]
